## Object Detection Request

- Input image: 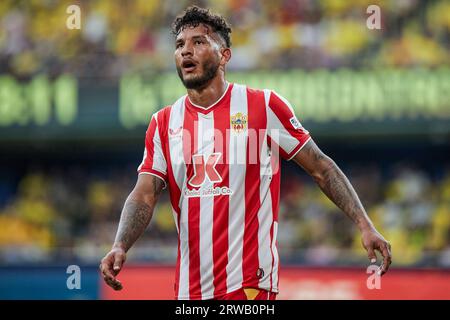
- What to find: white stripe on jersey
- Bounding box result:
[226,84,248,292]
[271,221,279,291]
[168,97,187,194]
[257,123,274,289]
[198,113,215,299]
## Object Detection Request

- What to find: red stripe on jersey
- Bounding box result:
[138,116,157,173]
[139,113,168,181]
[157,107,178,209]
[183,108,202,298]
[175,208,182,297]
[156,106,183,296]
[212,100,231,297]
[242,88,265,288]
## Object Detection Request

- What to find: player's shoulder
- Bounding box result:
[239,84,294,112]
[249,85,289,105]
[153,106,169,121]
[232,82,272,99]
[154,104,172,117]
[232,82,274,107]
[152,94,187,123]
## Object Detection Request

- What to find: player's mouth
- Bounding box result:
[182,59,198,73]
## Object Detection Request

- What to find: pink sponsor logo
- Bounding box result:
[188,153,222,187]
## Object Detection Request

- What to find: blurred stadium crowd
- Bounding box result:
[0,0,448,79]
[0,0,449,269]
[0,161,449,267]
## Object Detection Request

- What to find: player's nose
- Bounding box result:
[181,41,193,57]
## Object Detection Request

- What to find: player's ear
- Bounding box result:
[220,47,231,66]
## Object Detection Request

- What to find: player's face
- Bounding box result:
[174,24,222,89]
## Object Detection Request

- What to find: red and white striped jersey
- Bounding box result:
[138,83,311,300]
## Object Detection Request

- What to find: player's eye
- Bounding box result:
[194,40,203,45]
[176,42,183,49]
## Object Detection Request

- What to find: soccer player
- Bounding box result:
[100,6,392,300]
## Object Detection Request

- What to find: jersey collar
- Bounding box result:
[185,82,233,114]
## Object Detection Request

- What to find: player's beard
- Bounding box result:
[177,57,220,90]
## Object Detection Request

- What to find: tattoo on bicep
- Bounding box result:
[297,140,326,164]
[152,177,165,196]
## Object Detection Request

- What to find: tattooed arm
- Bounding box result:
[100,174,165,290]
[292,139,392,275]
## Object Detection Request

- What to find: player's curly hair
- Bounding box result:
[172,6,232,48]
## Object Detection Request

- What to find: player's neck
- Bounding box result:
[187,77,228,109]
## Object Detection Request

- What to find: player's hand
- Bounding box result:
[361,227,392,276]
[100,246,127,290]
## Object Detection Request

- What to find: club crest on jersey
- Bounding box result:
[230,112,247,133]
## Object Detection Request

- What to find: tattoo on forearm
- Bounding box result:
[114,177,164,251]
[114,200,153,251]
[298,142,369,228]
[319,162,366,226]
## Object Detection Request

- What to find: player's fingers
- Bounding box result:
[110,278,123,291]
[103,274,118,288]
[366,246,377,264]
[104,275,123,291]
[113,251,125,275]
[102,267,115,282]
[379,243,392,276]
[99,259,115,281]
